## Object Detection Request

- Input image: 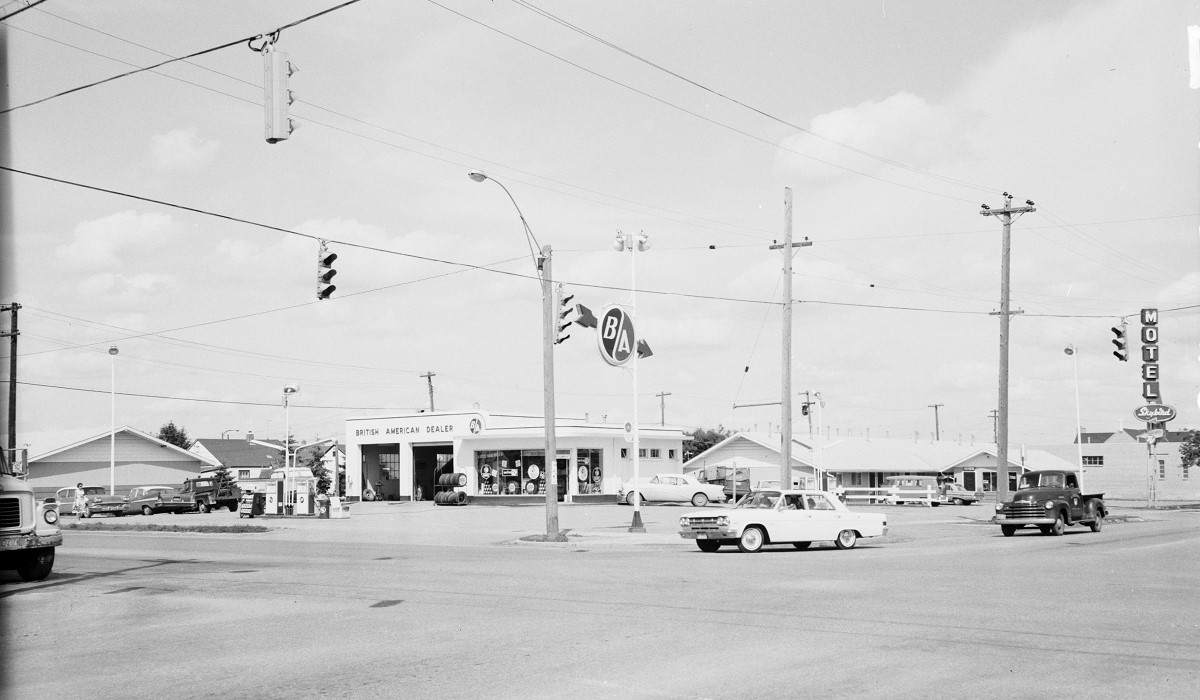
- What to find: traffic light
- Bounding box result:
[264,45,297,143]
[556,289,574,344]
[317,241,337,300]
[1111,323,1128,361]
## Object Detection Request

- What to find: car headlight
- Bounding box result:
[716,516,729,527]
[1044,501,1054,509]
[44,508,58,525]
[679,517,689,527]
[994,504,1003,512]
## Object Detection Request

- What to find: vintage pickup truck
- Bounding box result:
[993,469,1106,536]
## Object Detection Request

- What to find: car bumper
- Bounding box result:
[0,532,64,551]
[680,528,735,540]
[88,504,125,514]
[993,516,1054,526]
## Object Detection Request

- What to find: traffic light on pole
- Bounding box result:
[1111,323,1128,361]
[317,241,337,300]
[264,45,297,143]
[555,288,574,344]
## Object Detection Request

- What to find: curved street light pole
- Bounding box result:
[469,171,563,541]
[109,345,118,495]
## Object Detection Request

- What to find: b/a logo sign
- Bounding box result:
[598,305,635,366]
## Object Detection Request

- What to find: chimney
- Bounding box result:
[246,431,255,441]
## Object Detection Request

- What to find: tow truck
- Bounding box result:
[0,450,63,581]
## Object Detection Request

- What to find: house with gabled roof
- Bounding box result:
[189,436,284,482]
[26,425,219,500]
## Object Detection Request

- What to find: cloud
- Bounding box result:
[776,92,978,183]
[54,211,178,271]
[77,271,178,302]
[149,128,218,170]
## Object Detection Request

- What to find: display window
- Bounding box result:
[576,449,603,494]
[476,450,546,495]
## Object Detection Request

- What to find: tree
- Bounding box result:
[296,444,332,495]
[1180,430,1200,471]
[156,420,191,449]
[685,426,731,461]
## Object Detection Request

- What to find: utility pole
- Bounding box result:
[655,391,671,426]
[1,303,17,452]
[769,188,811,490]
[539,245,562,539]
[420,371,436,412]
[928,403,943,441]
[988,410,998,444]
[981,193,1034,503]
[801,390,814,436]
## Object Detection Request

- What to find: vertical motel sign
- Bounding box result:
[1141,308,1159,402]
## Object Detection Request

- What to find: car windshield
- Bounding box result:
[735,491,780,509]
[1021,473,1063,489]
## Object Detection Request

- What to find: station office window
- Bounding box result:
[1082,456,1103,467]
[649,449,661,459]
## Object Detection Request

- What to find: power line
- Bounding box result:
[0,0,364,116]
[3,379,398,410]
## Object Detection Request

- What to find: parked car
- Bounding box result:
[678,490,888,553]
[122,486,197,515]
[618,473,727,507]
[53,486,106,515]
[941,482,982,505]
[74,489,129,518]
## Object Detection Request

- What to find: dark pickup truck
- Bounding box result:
[180,477,241,513]
[994,469,1106,536]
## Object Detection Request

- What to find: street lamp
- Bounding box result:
[468,170,565,541]
[1064,345,1083,472]
[612,230,650,532]
[222,429,240,440]
[282,384,299,514]
[109,345,118,495]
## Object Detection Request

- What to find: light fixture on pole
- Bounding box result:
[282,384,299,514]
[1064,345,1083,472]
[468,170,564,541]
[612,230,650,532]
[108,345,118,495]
[222,429,239,440]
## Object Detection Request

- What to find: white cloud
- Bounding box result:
[54,211,178,271]
[776,92,978,182]
[77,271,178,302]
[149,128,218,170]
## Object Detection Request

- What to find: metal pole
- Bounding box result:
[780,189,793,490]
[541,245,562,539]
[5,303,16,452]
[1069,346,1083,471]
[110,351,115,494]
[629,237,645,532]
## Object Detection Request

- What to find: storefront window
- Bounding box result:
[576,449,603,494]
[476,450,548,495]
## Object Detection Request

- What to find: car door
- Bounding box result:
[803,493,845,540]
[640,476,666,502]
[55,487,74,514]
[769,494,811,542]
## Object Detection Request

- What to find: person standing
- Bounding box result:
[73,482,87,518]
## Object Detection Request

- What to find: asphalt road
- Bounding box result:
[2,503,1197,699]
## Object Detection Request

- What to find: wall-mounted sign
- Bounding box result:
[1134,404,1175,423]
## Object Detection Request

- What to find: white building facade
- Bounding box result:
[345,411,687,502]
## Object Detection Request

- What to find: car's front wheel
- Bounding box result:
[834,529,858,550]
[737,526,765,553]
[696,540,720,552]
[952,497,965,505]
[141,506,153,516]
[197,501,210,514]
[691,492,709,507]
[1001,525,1017,537]
[1047,513,1066,536]
[624,492,641,506]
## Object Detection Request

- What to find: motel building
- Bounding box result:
[345,411,688,503]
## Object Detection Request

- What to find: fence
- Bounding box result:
[842,486,938,507]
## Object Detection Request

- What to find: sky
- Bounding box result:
[2,0,1198,458]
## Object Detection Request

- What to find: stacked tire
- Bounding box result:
[435,473,469,505]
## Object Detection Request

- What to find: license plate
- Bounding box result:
[696,533,707,539]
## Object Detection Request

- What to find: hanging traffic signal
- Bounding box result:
[317,241,337,300]
[556,289,574,344]
[264,45,297,143]
[1111,323,1128,361]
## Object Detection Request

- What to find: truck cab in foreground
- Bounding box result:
[993,469,1105,537]
[0,451,63,581]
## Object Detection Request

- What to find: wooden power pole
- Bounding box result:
[770,188,811,489]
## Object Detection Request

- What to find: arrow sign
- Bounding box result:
[575,303,598,329]
[597,305,635,366]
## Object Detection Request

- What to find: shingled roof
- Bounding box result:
[191,438,283,469]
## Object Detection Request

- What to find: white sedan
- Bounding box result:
[618,473,727,507]
[678,490,888,552]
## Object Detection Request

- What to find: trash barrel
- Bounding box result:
[316,493,330,519]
